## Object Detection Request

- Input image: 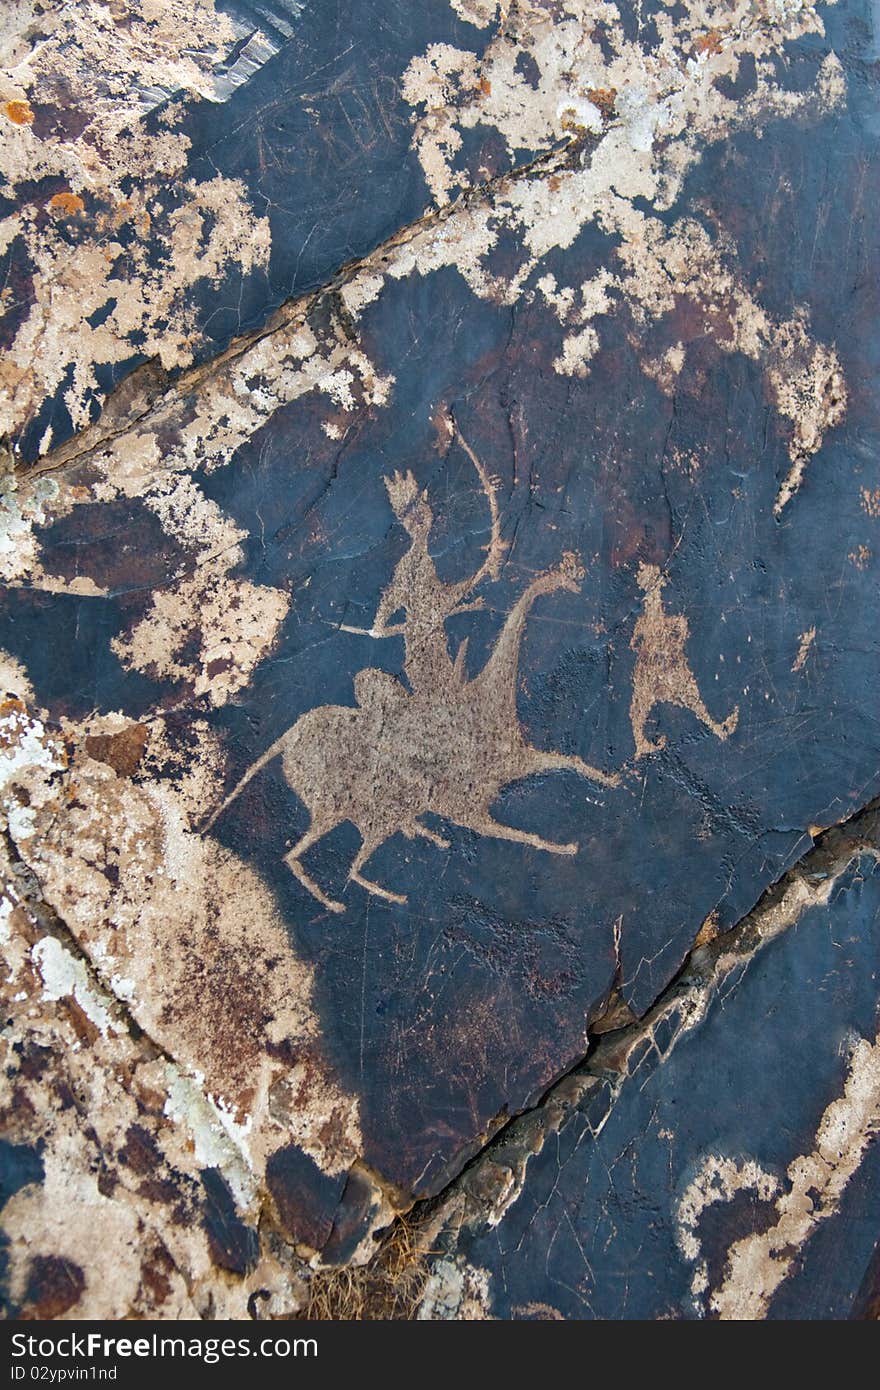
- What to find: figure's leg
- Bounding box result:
[720,706,739,738]
[348,838,407,906]
[284,824,345,914]
[679,676,739,741]
[414,821,450,849]
[526,749,619,788]
[630,685,665,759]
[468,815,578,856]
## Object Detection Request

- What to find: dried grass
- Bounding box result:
[304,1216,433,1321]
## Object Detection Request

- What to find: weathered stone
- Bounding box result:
[1,0,877,1319]
[422,811,880,1319]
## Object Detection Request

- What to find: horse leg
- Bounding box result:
[709,703,739,739]
[414,821,450,849]
[284,823,345,915]
[348,837,407,906]
[525,748,620,788]
[468,814,578,856]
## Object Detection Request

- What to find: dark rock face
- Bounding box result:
[427,840,880,1320]
[0,0,878,1319]
[1,1,505,462]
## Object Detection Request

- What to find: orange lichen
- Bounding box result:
[694,30,723,56]
[4,100,34,125]
[694,913,720,948]
[479,75,492,96]
[48,191,85,217]
[587,87,617,117]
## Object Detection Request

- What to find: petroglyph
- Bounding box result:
[792,627,817,674]
[629,563,738,760]
[1,0,876,1320]
[677,1029,880,1319]
[367,425,507,694]
[205,440,618,912]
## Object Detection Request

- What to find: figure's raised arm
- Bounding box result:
[372,573,407,636]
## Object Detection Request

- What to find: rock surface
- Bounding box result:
[0,0,877,1319]
[421,808,880,1319]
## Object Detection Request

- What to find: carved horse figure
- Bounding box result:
[204,433,618,912]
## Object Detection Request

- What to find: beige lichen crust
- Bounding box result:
[0,0,867,1318]
[418,1257,493,1320]
[677,1030,880,1319]
[1,310,393,702]
[0,868,311,1318]
[0,1,277,450]
[411,0,845,209]
[0,696,369,1313]
[376,0,848,503]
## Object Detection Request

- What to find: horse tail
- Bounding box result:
[200,732,288,835]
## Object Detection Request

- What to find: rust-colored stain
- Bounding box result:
[4,99,34,126]
[587,87,617,117]
[84,724,149,778]
[18,1255,85,1320]
[48,191,85,217]
[694,29,724,56]
[693,913,721,949]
